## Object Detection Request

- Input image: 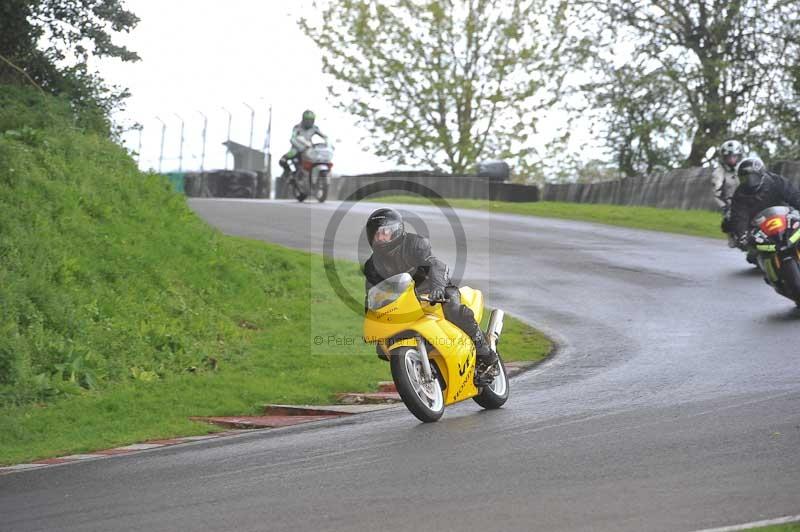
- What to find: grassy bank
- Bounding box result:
[370,196,723,240]
[0,86,550,465]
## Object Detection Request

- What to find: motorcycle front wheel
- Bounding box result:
[292,177,307,203]
[315,174,328,203]
[779,258,800,306]
[390,346,444,422]
[473,358,509,410]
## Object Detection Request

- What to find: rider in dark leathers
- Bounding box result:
[729,158,800,245]
[363,208,499,371]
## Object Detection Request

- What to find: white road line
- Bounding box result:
[691,514,800,532]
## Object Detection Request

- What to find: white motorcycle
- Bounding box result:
[288,135,333,203]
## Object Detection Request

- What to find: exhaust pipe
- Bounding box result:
[486,309,504,351]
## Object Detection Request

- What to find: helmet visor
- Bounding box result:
[372,222,403,246]
[744,172,764,191]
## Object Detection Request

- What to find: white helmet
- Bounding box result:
[719,140,744,172]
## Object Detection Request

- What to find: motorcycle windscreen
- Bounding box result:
[753,206,791,230]
[307,146,333,163]
[367,273,414,311]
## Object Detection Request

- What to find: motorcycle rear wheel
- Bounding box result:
[473,358,509,410]
[390,346,444,422]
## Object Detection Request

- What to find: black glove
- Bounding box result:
[429,286,448,302]
[737,233,751,249]
[720,218,730,233]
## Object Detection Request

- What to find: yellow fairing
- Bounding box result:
[458,286,484,323]
[364,284,483,405]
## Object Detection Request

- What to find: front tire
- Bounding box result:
[473,358,509,410]
[293,181,307,202]
[390,346,444,422]
[315,173,328,203]
[779,258,800,304]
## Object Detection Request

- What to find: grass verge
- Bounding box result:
[745,523,800,531]
[0,253,548,465]
[369,195,724,240]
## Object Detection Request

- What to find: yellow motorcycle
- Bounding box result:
[363,273,509,422]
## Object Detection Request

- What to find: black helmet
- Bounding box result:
[301,110,315,130]
[719,139,744,172]
[366,208,405,251]
[736,157,766,193]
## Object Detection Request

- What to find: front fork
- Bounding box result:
[761,246,800,288]
[416,336,434,384]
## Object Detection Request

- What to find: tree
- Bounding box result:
[569,0,800,169]
[301,0,567,174]
[582,62,691,177]
[0,0,139,134]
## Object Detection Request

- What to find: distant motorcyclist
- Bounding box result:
[714,140,744,244]
[713,140,745,211]
[362,208,499,375]
[728,158,800,247]
[279,110,327,178]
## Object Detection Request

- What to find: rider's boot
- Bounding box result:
[279,157,291,178]
[473,330,499,385]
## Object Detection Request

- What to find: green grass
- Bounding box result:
[0,248,547,465]
[0,86,550,465]
[369,195,724,240]
[745,523,800,531]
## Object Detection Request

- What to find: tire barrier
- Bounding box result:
[183,170,270,199]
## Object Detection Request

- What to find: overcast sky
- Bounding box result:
[98,0,394,175]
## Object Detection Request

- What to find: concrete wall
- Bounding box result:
[330,175,539,203]
[541,167,717,210]
[273,160,800,209]
[541,161,800,211]
[772,160,800,182]
[222,141,266,173]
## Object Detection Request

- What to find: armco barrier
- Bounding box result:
[330,175,539,202]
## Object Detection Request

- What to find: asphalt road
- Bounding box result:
[3,199,798,532]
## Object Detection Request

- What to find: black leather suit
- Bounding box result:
[363,233,492,360]
[729,173,800,238]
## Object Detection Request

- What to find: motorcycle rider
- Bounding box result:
[714,139,744,244]
[363,208,499,376]
[279,110,328,178]
[728,157,800,246]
